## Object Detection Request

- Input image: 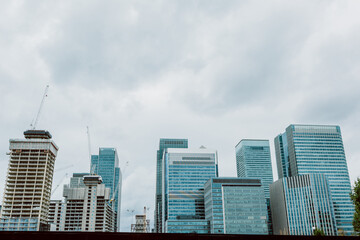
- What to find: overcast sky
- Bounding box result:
[0,0,360,232]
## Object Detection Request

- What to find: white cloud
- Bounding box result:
[0,0,360,232]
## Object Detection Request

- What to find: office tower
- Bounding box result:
[60,175,115,232]
[48,200,62,231]
[162,147,218,233]
[274,133,290,179]
[270,173,337,235]
[154,138,188,233]
[90,148,122,231]
[0,130,58,231]
[204,177,268,235]
[235,139,274,233]
[275,124,354,235]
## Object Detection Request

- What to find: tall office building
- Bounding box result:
[204,177,268,235]
[91,148,122,231]
[235,139,274,233]
[0,130,59,231]
[274,133,290,179]
[274,124,354,235]
[154,139,188,233]
[60,175,116,231]
[270,174,337,235]
[162,147,218,233]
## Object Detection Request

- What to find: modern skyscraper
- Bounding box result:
[270,173,337,235]
[162,147,218,233]
[235,139,274,233]
[0,130,59,231]
[274,133,290,179]
[154,139,188,233]
[274,124,354,235]
[90,148,121,231]
[204,177,268,235]
[60,175,116,232]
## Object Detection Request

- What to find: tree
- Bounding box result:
[350,177,360,236]
[313,227,325,236]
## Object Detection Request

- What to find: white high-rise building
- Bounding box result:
[0,130,59,231]
[50,175,116,232]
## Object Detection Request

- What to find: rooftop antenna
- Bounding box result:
[30,85,49,130]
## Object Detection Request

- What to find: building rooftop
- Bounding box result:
[24,130,52,139]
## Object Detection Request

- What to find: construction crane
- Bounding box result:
[55,164,74,172]
[30,85,49,130]
[51,173,68,197]
[87,126,92,162]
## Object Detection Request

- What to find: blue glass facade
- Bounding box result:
[0,218,38,231]
[274,133,290,179]
[154,139,188,233]
[90,148,121,231]
[204,177,268,235]
[275,124,354,235]
[162,148,218,233]
[235,139,274,233]
[270,173,337,235]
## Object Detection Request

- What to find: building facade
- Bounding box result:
[131,207,151,233]
[0,130,58,231]
[274,133,290,179]
[154,139,188,233]
[204,177,268,235]
[270,173,337,235]
[59,175,115,232]
[162,147,218,233]
[274,124,354,235]
[91,148,122,231]
[48,200,62,231]
[235,139,274,233]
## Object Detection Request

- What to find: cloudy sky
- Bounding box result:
[0,0,360,232]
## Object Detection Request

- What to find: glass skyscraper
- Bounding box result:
[154,139,188,233]
[235,139,274,233]
[274,133,290,179]
[204,177,268,235]
[90,148,122,231]
[270,173,337,235]
[162,147,218,233]
[274,124,354,235]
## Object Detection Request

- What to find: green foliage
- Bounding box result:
[313,227,325,236]
[350,177,360,236]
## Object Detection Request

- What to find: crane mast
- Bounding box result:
[31,85,49,130]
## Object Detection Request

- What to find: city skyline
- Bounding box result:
[1,1,360,233]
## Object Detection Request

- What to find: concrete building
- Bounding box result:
[204,177,268,235]
[59,175,115,232]
[154,139,188,233]
[274,124,354,235]
[270,174,337,235]
[0,130,58,231]
[235,139,274,233]
[131,207,150,233]
[48,200,62,231]
[91,148,122,231]
[69,173,88,188]
[162,147,218,233]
